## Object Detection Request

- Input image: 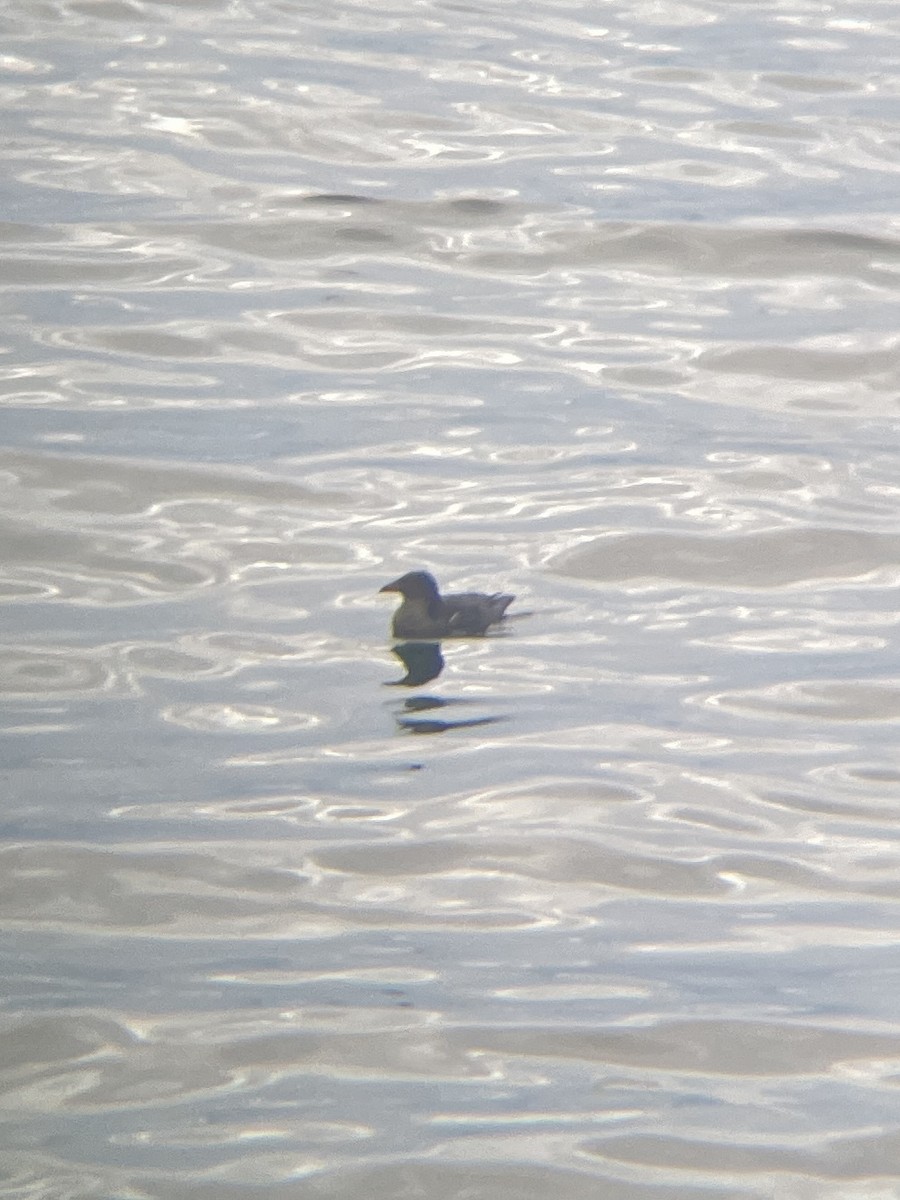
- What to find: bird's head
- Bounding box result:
[379,571,441,601]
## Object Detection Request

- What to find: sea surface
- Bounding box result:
[4,0,900,1196]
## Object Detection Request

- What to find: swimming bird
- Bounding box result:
[379,570,515,638]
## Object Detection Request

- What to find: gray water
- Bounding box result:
[4,1,900,1197]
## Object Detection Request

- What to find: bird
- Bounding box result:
[379,570,515,638]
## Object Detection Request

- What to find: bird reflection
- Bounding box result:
[398,714,500,734]
[384,641,502,734]
[386,640,445,687]
[397,692,500,734]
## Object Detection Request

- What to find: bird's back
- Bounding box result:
[442,591,515,635]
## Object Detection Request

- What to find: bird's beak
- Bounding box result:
[379,579,402,594]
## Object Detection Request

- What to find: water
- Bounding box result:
[4,0,900,1196]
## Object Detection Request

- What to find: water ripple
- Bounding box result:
[5,0,900,1193]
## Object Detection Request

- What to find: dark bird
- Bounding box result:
[379,570,515,638]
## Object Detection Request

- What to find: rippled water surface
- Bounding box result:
[4,0,900,1196]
